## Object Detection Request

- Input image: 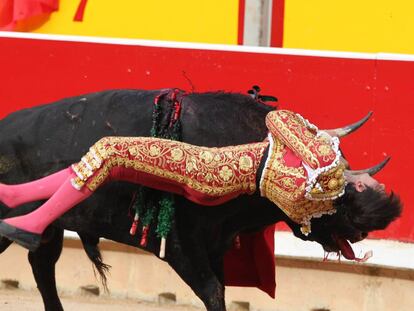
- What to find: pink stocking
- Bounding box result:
[0,167,72,208]
[4,171,92,234]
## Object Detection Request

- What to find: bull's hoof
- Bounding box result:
[0,221,41,252]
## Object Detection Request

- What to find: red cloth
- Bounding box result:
[222,134,307,298]
[224,225,276,298]
[0,0,58,30]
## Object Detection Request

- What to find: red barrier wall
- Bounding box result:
[0,33,413,241]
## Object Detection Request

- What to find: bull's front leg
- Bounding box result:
[28,227,64,311]
[166,225,226,310]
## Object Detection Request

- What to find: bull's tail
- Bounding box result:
[79,234,111,292]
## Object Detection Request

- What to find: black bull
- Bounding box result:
[0,89,391,311]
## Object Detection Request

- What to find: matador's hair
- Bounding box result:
[332,183,402,236]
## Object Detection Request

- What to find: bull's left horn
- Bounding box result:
[324,111,373,138]
[346,157,391,176]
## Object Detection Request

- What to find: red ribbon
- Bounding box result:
[73,0,87,22]
[140,226,149,247]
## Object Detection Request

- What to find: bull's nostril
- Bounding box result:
[349,232,368,243]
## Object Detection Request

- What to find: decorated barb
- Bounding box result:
[156,195,175,258]
[129,87,273,258]
[247,85,278,107]
[140,226,150,247]
[129,212,139,235]
[129,89,185,258]
[138,195,156,247]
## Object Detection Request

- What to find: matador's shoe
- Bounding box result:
[0,221,41,252]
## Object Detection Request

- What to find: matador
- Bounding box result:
[0,110,388,256]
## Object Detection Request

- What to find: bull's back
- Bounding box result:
[0,89,272,183]
[0,90,156,182]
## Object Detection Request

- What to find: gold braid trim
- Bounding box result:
[261,110,346,233]
[265,110,338,169]
[71,137,268,198]
[266,110,320,168]
[260,135,337,234]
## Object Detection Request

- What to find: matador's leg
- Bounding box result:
[0,168,73,208]
[0,137,119,250]
[0,171,92,251]
[0,137,133,251]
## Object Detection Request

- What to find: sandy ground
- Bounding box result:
[0,288,201,311]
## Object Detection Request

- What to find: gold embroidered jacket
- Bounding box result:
[260,110,346,233]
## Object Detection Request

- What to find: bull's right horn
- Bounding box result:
[324,111,373,138]
[346,157,391,176]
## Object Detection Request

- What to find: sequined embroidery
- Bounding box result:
[71,137,268,198]
[266,110,337,169]
[261,111,346,232]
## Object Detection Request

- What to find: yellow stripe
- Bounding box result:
[284,0,414,54]
[30,0,239,44]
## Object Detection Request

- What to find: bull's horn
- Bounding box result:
[324,111,373,138]
[346,157,391,176]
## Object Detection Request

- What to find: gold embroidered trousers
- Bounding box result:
[71,137,268,206]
